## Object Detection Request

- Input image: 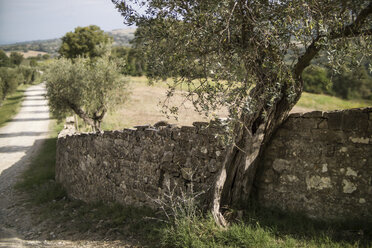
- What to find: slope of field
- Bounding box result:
[100,76,372,130]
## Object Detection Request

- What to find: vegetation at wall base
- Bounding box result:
[0,84,29,127]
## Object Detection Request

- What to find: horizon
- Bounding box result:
[0,0,131,45]
[0,27,136,46]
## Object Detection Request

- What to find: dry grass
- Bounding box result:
[102,81,221,130]
[101,76,371,130]
[6,50,48,58]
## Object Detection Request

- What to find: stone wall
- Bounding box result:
[256,108,372,220]
[56,121,227,209]
[56,108,372,220]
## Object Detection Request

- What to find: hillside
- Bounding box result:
[0,28,135,56]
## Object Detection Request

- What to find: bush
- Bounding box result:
[331,65,372,100]
[0,67,23,100]
[302,65,332,95]
[17,66,40,85]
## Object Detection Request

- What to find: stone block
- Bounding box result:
[325,111,343,130]
[303,111,324,118]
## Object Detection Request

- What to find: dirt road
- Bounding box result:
[0,84,140,248]
[0,83,50,247]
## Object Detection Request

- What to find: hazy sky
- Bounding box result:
[0,0,129,45]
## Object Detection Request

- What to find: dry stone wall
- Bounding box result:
[256,108,372,220]
[56,108,372,220]
[56,121,227,209]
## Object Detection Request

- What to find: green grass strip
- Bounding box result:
[0,84,31,128]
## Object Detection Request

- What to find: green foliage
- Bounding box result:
[59,25,113,59]
[0,67,23,99]
[0,49,11,67]
[302,65,332,95]
[0,85,28,127]
[114,0,372,119]
[302,63,372,100]
[29,59,37,67]
[16,66,40,85]
[9,51,24,66]
[159,212,366,248]
[332,65,372,100]
[44,54,127,129]
[111,46,146,76]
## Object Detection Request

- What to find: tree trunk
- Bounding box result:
[211,79,303,226]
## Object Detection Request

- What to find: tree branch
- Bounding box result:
[330,2,372,39]
[66,100,97,130]
[293,2,372,79]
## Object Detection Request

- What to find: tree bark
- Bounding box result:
[211,79,300,226]
[67,100,106,132]
[211,2,372,226]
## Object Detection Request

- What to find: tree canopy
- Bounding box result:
[59,25,112,59]
[9,52,23,66]
[45,54,126,131]
[113,0,372,226]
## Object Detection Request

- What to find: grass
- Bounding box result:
[15,120,66,204]
[297,92,372,111]
[100,76,372,130]
[0,84,30,128]
[15,119,162,244]
[159,202,371,248]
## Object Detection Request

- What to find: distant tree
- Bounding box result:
[42,54,50,60]
[302,65,332,95]
[332,65,372,100]
[29,59,37,67]
[59,25,113,59]
[0,50,11,67]
[45,54,127,131]
[114,0,372,226]
[9,52,24,66]
[0,67,23,99]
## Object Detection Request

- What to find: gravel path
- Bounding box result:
[0,84,141,248]
[0,83,50,247]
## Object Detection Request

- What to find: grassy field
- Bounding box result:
[100,76,372,130]
[0,84,30,128]
[297,92,372,111]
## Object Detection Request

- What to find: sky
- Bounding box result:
[0,0,129,45]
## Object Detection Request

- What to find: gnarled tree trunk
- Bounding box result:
[211,78,302,226]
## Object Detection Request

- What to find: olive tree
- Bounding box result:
[59,25,112,59]
[45,55,126,131]
[113,0,372,225]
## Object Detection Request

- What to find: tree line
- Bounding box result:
[0,50,41,105]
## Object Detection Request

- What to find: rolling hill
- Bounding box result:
[0,28,136,57]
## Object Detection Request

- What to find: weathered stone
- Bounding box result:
[346,167,358,177]
[306,176,332,190]
[349,136,369,144]
[272,159,290,173]
[162,151,173,162]
[318,119,328,129]
[325,111,343,130]
[343,179,357,194]
[56,108,372,222]
[303,111,324,118]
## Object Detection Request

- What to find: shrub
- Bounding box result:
[302,65,332,95]
[0,67,23,100]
